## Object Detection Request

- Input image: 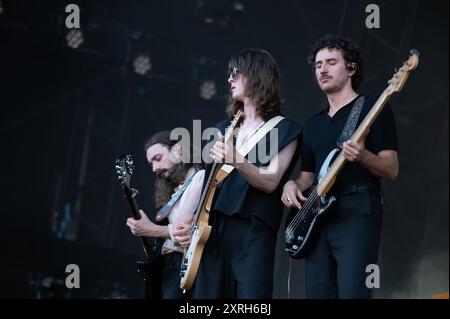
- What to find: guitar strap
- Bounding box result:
[336,95,366,147]
[217,115,285,183]
[318,96,366,181]
[155,170,198,221]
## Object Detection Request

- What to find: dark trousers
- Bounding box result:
[193,213,276,299]
[160,251,191,299]
[305,191,383,299]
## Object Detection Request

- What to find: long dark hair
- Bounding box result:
[308,34,365,90]
[145,131,201,208]
[226,48,283,118]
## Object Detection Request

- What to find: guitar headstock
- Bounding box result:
[385,49,420,97]
[115,154,134,189]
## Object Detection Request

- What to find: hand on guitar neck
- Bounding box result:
[210,131,245,165]
[126,209,167,237]
[342,135,399,182]
[341,133,368,162]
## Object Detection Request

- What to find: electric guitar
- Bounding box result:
[179,110,243,290]
[115,154,164,298]
[284,49,420,259]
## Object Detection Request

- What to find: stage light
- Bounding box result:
[199,80,216,100]
[0,1,4,15]
[66,29,84,49]
[233,2,245,11]
[133,54,152,75]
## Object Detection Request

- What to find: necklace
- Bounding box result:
[236,120,265,149]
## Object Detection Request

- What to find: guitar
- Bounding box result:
[179,110,243,290]
[115,154,164,298]
[284,49,420,259]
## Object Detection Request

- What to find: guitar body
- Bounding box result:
[285,194,336,259]
[137,225,167,299]
[137,252,164,299]
[179,224,211,290]
[179,110,243,291]
[285,148,338,259]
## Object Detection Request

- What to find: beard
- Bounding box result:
[153,163,192,208]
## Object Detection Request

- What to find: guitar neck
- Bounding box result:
[317,91,390,195]
[191,111,243,226]
[124,186,142,220]
[122,184,155,258]
[193,161,219,225]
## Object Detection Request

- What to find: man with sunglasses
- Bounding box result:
[193,48,302,298]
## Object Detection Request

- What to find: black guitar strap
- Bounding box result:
[336,95,366,147]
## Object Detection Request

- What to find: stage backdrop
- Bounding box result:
[0,0,447,298]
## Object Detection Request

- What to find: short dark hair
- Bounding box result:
[308,35,365,90]
[226,48,283,117]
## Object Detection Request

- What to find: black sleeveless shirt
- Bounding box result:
[204,111,302,235]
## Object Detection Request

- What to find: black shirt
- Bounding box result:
[205,111,302,234]
[301,95,398,188]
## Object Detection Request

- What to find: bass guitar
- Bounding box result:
[284,50,420,259]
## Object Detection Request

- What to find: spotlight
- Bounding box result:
[233,2,245,11]
[199,80,216,100]
[133,54,152,75]
[66,29,84,49]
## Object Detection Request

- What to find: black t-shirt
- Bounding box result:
[205,111,302,234]
[301,95,398,188]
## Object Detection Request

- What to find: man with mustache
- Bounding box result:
[126,130,204,299]
[282,35,399,298]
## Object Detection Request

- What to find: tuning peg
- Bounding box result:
[395,68,399,72]
[388,80,391,84]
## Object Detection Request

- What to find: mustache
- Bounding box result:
[155,168,169,178]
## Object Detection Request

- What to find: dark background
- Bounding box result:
[0,0,448,298]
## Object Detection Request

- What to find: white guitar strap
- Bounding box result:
[220,115,285,175]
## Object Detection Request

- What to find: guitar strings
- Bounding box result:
[285,185,319,235]
[285,150,344,238]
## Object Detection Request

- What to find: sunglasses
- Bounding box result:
[229,67,241,79]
